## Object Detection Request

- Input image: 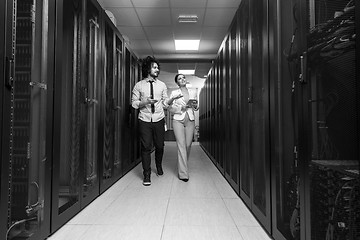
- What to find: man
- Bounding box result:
[131,56,181,186]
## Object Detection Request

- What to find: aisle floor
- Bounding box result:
[47,142,271,240]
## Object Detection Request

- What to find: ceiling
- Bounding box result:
[98,0,242,88]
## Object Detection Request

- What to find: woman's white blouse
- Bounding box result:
[168,88,197,121]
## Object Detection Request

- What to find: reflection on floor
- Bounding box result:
[47,142,271,240]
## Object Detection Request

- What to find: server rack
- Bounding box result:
[51,0,104,231]
[269,0,301,239]
[224,18,241,192]
[51,0,84,230]
[201,0,358,239]
[1,0,141,239]
[81,0,102,208]
[223,35,230,178]
[200,0,272,232]
[297,0,359,239]
[218,47,225,174]
[0,0,7,235]
[122,47,141,174]
[246,0,272,231]
[0,0,55,239]
[113,31,125,182]
[238,0,251,209]
[99,11,124,193]
[130,54,141,168]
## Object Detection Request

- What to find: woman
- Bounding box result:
[168,74,198,182]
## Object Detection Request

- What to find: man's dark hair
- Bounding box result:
[141,56,160,79]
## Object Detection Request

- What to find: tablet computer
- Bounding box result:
[187,99,198,105]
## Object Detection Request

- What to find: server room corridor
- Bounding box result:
[46,142,271,240]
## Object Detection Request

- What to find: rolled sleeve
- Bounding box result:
[160,82,170,109]
[131,83,141,109]
[168,91,182,114]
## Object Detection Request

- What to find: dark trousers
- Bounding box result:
[139,119,165,176]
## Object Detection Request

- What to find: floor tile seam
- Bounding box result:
[236,225,272,240]
[159,225,165,240]
[162,175,174,231]
[193,147,224,183]
[80,223,167,226]
[222,199,264,228]
[72,196,119,222]
[99,194,125,213]
[121,184,174,191]
[163,222,237,227]
[50,224,92,240]
[221,197,244,233]
[106,178,174,200]
[168,196,223,199]
[114,167,145,198]
[169,174,183,197]
[162,224,242,229]
[234,224,247,240]
[65,223,93,226]
[110,196,172,201]
[167,196,227,201]
[166,196,238,222]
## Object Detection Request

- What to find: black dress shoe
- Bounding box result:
[156,167,164,176]
[179,178,189,182]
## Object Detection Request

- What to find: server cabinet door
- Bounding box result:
[215,58,222,170]
[100,17,116,191]
[51,0,82,230]
[122,48,132,173]
[210,61,216,161]
[113,35,123,177]
[209,70,214,160]
[269,0,302,239]
[122,48,139,172]
[298,0,358,239]
[238,0,251,206]
[0,4,6,237]
[217,50,224,173]
[81,0,101,206]
[223,38,230,177]
[225,18,240,192]
[1,0,52,239]
[130,55,140,165]
[247,0,271,231]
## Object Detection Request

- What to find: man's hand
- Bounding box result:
[147,97,158,104]
[139,97,158,108]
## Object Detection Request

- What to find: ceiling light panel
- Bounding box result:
[170,0,207,8]
[178,69,195,75]
[178,14,198,23]
[175,40,200,51]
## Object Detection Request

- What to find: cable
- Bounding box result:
[6,217,37,240]
[325,180,356,240]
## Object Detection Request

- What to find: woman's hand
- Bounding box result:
[172,93,183,100]
[168,93,183,105]
[181,105,189,111]
[186,99,198,110]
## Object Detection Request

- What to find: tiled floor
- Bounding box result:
[47,142,272,240]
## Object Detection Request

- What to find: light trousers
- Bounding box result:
[172,113,195,179]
